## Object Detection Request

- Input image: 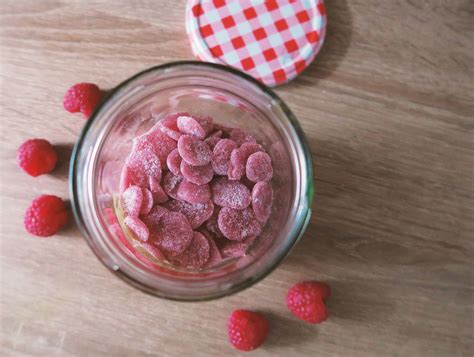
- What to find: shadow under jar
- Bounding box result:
[70,61,313,301]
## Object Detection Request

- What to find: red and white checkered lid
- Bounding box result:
[186,0,327,87]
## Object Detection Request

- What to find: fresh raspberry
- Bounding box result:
[63,83,102,118]
[227,310,269,351]
[286,281,331,324]
[17,139,58,177]
[24,195,68,237]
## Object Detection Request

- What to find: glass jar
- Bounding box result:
[70,61,313,301]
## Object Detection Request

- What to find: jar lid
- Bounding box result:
[185,0,327,87]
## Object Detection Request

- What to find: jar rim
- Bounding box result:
[69,61,314,301]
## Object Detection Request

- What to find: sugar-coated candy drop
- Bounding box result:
[119,165,132,193]
[155,211,193,255]
[173,231,210,268]
[221,236,257,258]
[218,207,261,241]
[121,185,143,217]
[177,180,211,204]
[211,177,251,209]
[147,128,177,166]
[212,139,238,176]
[227,142,263,180]
[206,208,223,238]
[158,112,189,141]
[142,205,168,234]
[124,215,149,242]
[200,229,223,267]
[162,172,183,199]
[251,181,273,223]
[194,115,214,134]
[163,199,214,229]
[177,116,206,139]
[140,187,154,215]
[180,160,213,185]
[126,144,162,186]
[166,149,182,176]
[177,135,212,166]
[148,177,169,203]
[229,128,257,145]
[246,152,273,182]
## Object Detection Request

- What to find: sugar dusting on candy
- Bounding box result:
[251,181,273,223]
[218,207,261,241]
[181,161,213,185]
[158,112,189,141]
[210,177,251,209]
[172,231,210,268]
[246,152,273,182]
[177,135,212,166]
[121,185,143,217]
[124,215,149,242]
[177,180,211,204]
[118,113,275,269]
[228,142,263,181]
[155,211,193,256]
[163,199,214,229]
[162,172,183,199]
[212,139,238,175]
[177,116,206,139]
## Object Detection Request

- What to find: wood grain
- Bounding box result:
[1,1,473,356]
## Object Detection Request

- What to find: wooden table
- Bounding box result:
[1,1,473,356]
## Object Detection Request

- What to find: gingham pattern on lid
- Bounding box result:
[186,0,327,87]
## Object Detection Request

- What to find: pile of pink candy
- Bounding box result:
[118,113,274,269]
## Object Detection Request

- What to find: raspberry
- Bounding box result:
[17,139,58,177]
[286,281,331,324]
[24,195,68,237]
[63,83,102,118]
[228,310,269,351]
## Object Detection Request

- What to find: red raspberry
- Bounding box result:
[227,310,269,351]
[286,281,331,324]
[63,83,102,118]
[17,139,58,177]
[24,195,68,237]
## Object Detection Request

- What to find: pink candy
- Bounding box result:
[163,199,214,229]
[251,181,273,223]
[124,216,149,242]
[158,112,188,141]
[119,112,275,270]
[163,172,183,199]
[177,135,212,166]
[166,149,182,176]
[212,139,238,176]
[177,180,211,204]
[155,211,193,256]
[211,177,251,209]
[181,161,213,185]
[218,207,261,241]
[121,185,143,217]
[246,152,273,182]
[139,187,154,215]
[228,142,263,181]
[177,116,206,139]
[173,231,210,268]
